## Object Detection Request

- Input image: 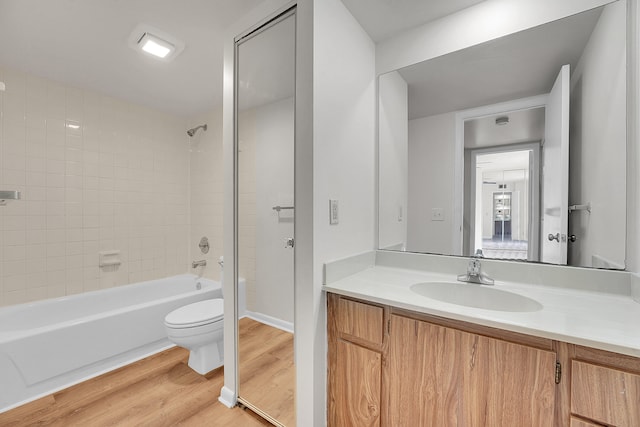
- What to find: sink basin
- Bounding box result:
[410,282,543,312]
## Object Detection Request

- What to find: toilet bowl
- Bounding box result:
[164,298,224,375]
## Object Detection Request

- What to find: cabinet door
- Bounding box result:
[388,314,556,426]
[388,315,462,426]
[329,339,382,427]
[462,333,556,426]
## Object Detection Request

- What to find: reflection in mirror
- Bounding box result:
[467,139,541,262]
[378,1,627,269]
[235,9,296,426]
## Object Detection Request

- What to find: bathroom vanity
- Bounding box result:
[324,252,640,427]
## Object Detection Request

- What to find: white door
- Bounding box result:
[541,65,570,264]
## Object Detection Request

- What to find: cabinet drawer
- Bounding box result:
[571,360,640,426]
[336,298,384,345]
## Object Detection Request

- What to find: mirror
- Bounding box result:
[378,1,627,269]
[235,9,296,426]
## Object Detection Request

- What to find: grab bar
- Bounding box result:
[272,205,294,212]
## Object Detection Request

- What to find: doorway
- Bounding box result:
[470,146,540,261]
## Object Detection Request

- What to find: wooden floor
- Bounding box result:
[238,318,295,426]
[0,324,294,427]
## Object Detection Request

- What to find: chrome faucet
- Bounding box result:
[457,256,494,285]
[192,260,207,268]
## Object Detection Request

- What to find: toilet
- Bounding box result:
[164,298,224,375]
[164,277,246,375]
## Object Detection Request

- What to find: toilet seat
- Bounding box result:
[165,299,224,329]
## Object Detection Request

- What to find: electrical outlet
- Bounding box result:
[431,208,444,221]
[329,199,339,225]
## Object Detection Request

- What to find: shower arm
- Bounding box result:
[187,124,208,137]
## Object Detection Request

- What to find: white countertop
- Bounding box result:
[324,265,640,358]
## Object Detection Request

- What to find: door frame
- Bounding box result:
[454,94,548,257]
[468,142,541,261]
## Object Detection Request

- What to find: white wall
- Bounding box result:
[0,65,191,307]
[378,71,408,250]
[301,0,376,425]
[237,98,294,324]
[254,97,295,324]
[407,112,456,254]
[569,1,627,268]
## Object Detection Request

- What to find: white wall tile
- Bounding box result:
[0,65,197,306]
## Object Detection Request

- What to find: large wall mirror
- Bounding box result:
[378,1,627,269]
[235,8,296,426]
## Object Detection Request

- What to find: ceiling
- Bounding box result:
[0,0,263,117]
[465,107,545,149]
[0,1,603,120]
[478,151,531,178]
[398,7,602,120]
[341,0,486,42]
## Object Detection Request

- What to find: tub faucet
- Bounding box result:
[192,260,207,268]
[457,257,494,285]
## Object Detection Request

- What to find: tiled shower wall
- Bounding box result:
[0,65,195,307]
[188,109,224,281]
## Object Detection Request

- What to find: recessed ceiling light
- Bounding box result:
[128,24,184,62]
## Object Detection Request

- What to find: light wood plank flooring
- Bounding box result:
[0,347,273,426]
[238,318,295,426]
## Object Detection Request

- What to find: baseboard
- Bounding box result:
[245,311,294,334]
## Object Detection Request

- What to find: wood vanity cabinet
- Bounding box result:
[560,344,640,426]
[327,293,640,427]
[327,294,556,426]
[327,294,387,427]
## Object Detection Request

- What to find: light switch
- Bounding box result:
[329,199,339,225]
[431,208,444,221]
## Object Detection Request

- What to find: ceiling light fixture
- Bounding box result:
[495,116,509,126]
[139,33,173,58]
[128,24,184,62]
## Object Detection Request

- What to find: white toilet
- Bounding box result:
[164,298,224,375]
[164,276,246,375]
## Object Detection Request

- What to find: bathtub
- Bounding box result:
[0,274,221,412]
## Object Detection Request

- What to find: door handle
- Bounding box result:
[548,233,560,242]
[285,237,294,248]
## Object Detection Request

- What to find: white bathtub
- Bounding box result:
[0,274,221,412]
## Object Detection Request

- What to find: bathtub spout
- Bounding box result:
[192,260,207,268]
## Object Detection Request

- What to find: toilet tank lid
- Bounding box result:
[165,299,224,327]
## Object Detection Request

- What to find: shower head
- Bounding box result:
[187,124,207,137]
